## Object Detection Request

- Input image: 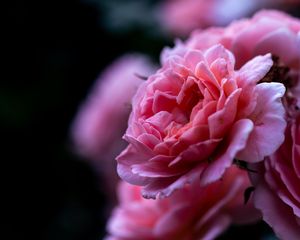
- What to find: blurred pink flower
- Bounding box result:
[158,0,300,36]
[71,54,156,201]
[158,0,258,37]
[117,44,286,199]
[185,10,300,69]
[71,54,155,160]
[222,10,300,69]
[106,166,260,240]
[251,114,300,240]
[224,10,300,113]
[158,0,218,37]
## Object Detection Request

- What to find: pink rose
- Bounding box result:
[106,166,260,240]
[71,54,155,201]
[252,114,300,240]
[117,44,286,199]
[71,54,155,160]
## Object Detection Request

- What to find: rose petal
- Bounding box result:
[237,82,286,162]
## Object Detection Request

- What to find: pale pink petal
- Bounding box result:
[237,83,286,162]
[254,28,300,68]
[237,53,273,85]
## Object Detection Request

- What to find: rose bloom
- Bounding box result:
[251,113,300,240]
[117,43,286,199]
[106,166,260,240]
[71,54,155,201]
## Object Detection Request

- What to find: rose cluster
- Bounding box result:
[71,9,300,240]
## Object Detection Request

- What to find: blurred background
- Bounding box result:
[4,0,299,239]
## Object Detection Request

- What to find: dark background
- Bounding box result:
[4,0,299,239]
[4,1,165,239]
